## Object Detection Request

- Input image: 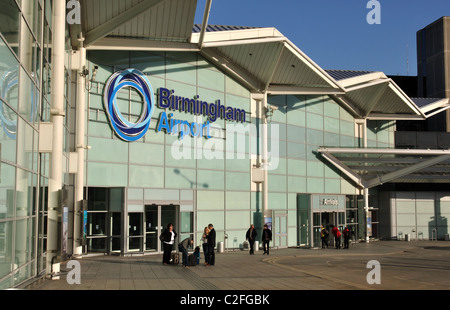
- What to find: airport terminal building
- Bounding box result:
[1,0,450,288]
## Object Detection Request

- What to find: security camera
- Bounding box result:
[91,66,98,82]
[270,105,279,111]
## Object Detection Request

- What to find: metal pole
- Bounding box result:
[262,92,270,219]
[74,45,86,256]
[363,119,370,243]
[46,0,66,276]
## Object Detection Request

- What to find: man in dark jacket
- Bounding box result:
[178,237,193,267]
[246,224,257,255]
[206,223,215,266]
[262,224,272,255]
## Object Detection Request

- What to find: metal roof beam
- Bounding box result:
[317,147,450,156]
[198,0,213,48]
[365,154,450,188]
[267,85,345,95]
[200,48,264,93]
[84,0,167,46]
[86,38,199,52]
[320,152,365,189]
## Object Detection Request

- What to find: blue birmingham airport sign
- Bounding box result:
[104,69,248,142]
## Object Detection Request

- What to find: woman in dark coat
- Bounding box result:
[160,223,177,265]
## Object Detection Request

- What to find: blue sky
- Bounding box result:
[195,0,450,76]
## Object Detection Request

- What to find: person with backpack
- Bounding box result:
[343,226,351,249]
[331,225,341,249]
[321,226,329,249]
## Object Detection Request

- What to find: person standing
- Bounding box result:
[246,224,257,255]
[206,223,216,266]
[178,237,193,267]
[201,227,210,265]
[321,226,329,249]
[343,226,351,249]
[331,225,341,249]
[262,224,272,255]
[161,223,177,265]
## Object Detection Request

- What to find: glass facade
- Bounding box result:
[0,0,72,288]
[1,0,44,288]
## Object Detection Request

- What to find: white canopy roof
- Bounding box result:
[72,0,450,121]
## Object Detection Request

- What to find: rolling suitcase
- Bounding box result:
[188,254,196,266]
[171,252,179,265]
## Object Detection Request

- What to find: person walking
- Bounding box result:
[343,226,351,249]
[321,226,329,249]
[331,225,341,249]
[262,224,272,255]
[206,223,216,266]
[160,223,177,265]
[201,227,210,265]
[246,224,257,255]
[178,237,193,267]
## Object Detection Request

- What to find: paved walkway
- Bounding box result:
[22,240,450,291]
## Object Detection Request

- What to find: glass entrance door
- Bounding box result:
[274,214,288,248]
[145,205,158,252]
[144,205,178,254]
[128,213,143,252]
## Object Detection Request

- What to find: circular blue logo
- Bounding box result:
[104,69,154,142]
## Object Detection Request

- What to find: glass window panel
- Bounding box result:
[226,211,250,230]
[287,109,305,127]
[287,176,306,193]
[198,169,224,190]
[287,124,305,142]
[87,137,129,163]
[307,161,324,178]
[180,212,193,234]
[197,210,224,231]
[226,191,250,210]
[226,171,250,191]
[268,174,286,192]
[305,96,324,114]
[129,165,164,188]
[306,113,324,131]
[0,0,20,54]
[197,191,224,210]
[165,167,197,189]
[268,193,286,210]
[0,101,17,161]
[307,177,324,193]
[325,179,341,194]
[129,142,164,166]
[15,218,31,267]
[20,17,35,74]
[16,117,34,170]
[225,75,249,97]
[0,37,19,109]
[0,163,15,219]
[287,142,306,159]
[87,162,128,187]
[324,99,340,118]
[198,67,224,92]
[0,220,13,278]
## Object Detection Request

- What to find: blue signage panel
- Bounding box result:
[103,69,248,142]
